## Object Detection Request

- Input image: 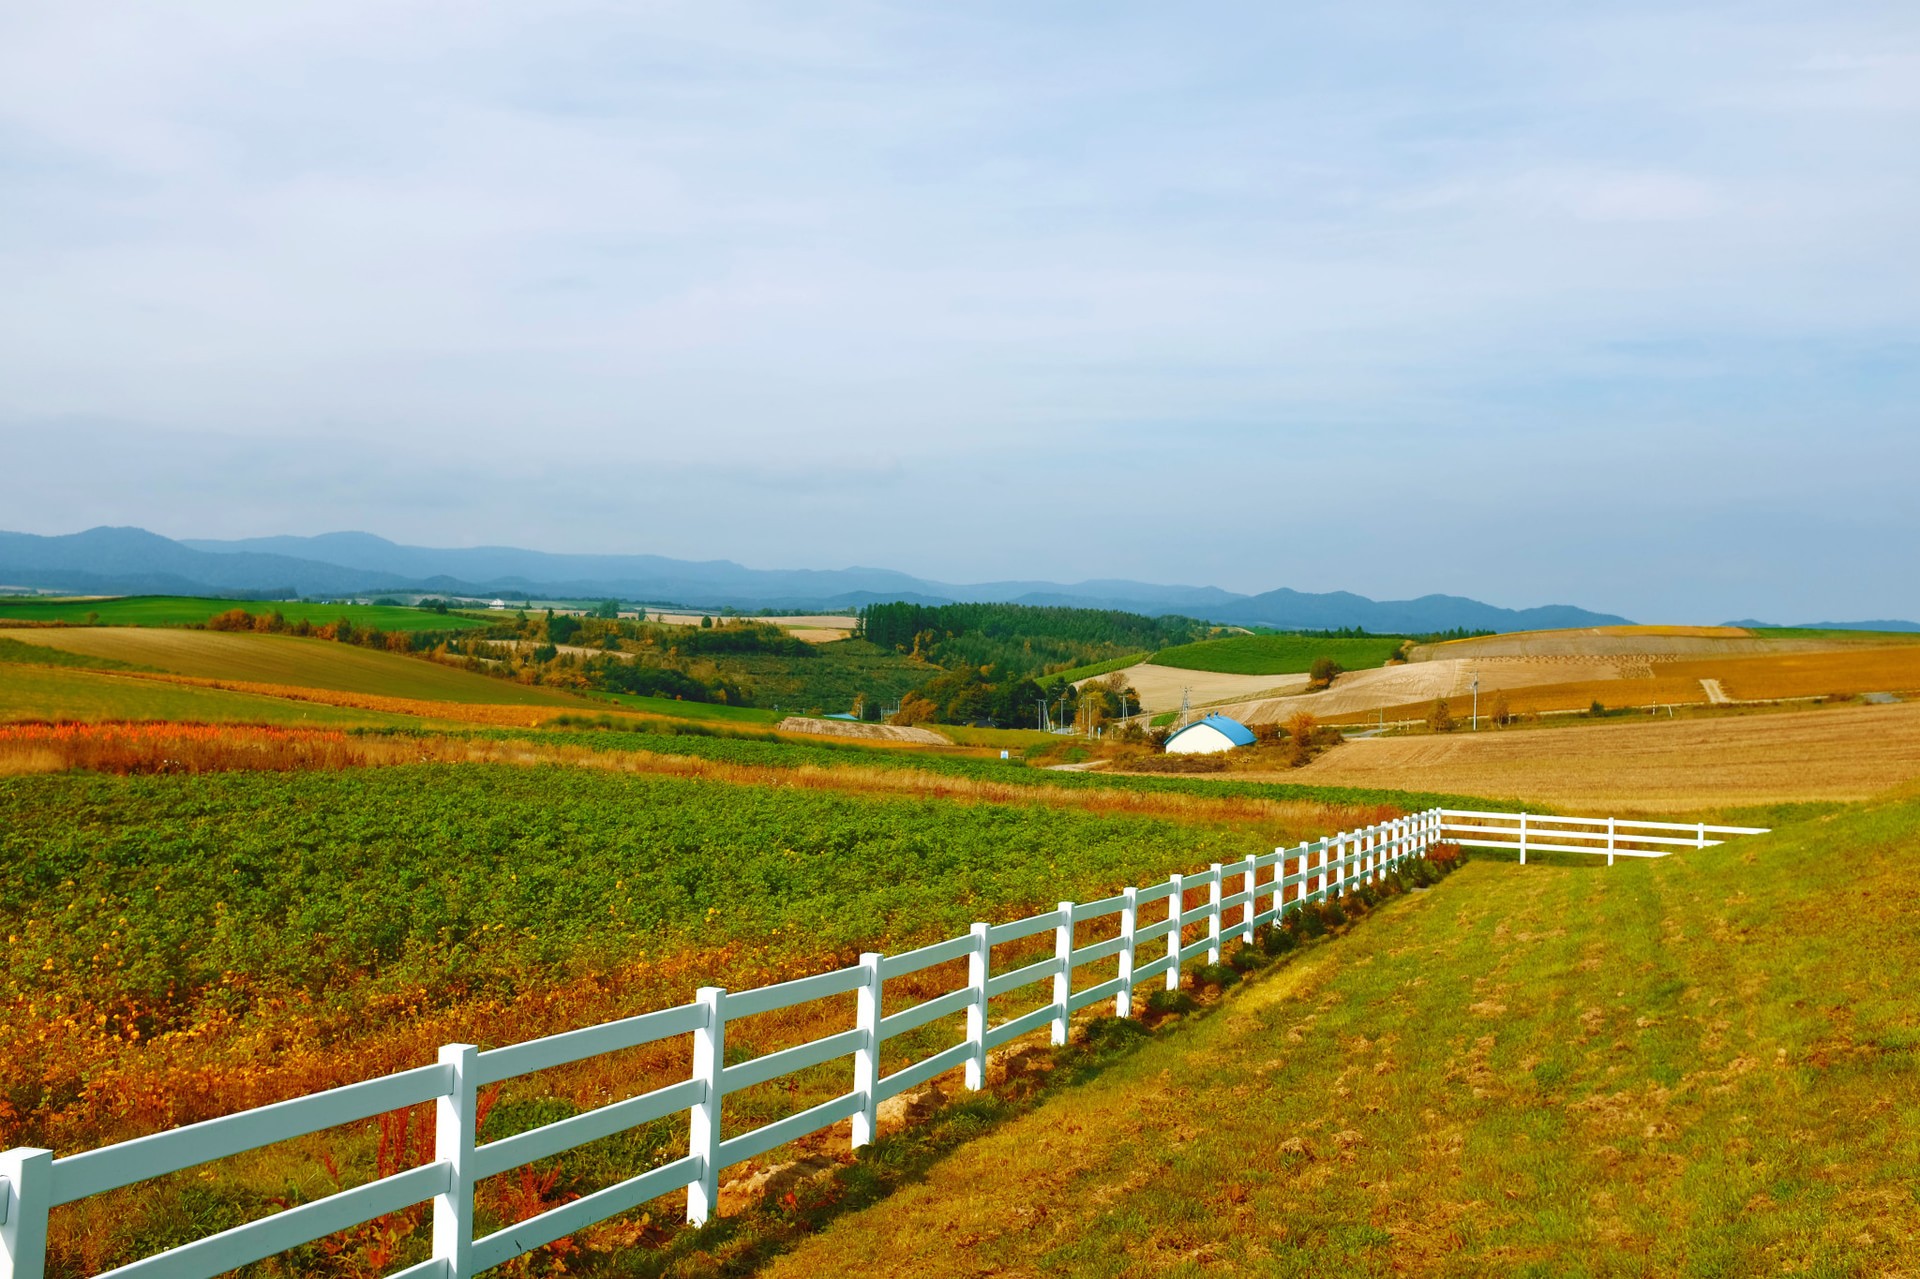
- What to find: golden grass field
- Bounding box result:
[1286,700,1920,811]
[759,791,1920,1277]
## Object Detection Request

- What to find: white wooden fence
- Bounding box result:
[1,810,1444,1278]
[0,803,1760,1279]
[1439,809,1769,865]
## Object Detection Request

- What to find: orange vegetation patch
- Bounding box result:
[1657,646,1920,701]
[0,722,442,775]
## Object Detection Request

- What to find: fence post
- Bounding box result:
[1296,846,1311,915]
[687,988,726,1225]
[1697,821,1707,850]
[432,1043,479,1279]
[1206,865,1224,964]
[1051,902,1074,1046]
[964,924,991,1090]
[851,953,884,1149]
[1607,816,1616,867]
[1117,888,1139,1018]
[1519,813,1529,866]
[1,1148,52,1279]
[1241,854,1258,941]
[1165,873,1185,991]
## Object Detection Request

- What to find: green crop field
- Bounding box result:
[1150,633,1405,675]
[0,635,157,673]
[0,664,421,728]
[594,691,783,724]
[0,765,1281,1028]
[0,628,589,706]
[494,723,1517,815]
[765,792,1920,1277]
[0,594,492,632]
[1738,627,1920,644]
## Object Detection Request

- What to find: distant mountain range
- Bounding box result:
[0,524,1687,634]
[1722,617,1920,633]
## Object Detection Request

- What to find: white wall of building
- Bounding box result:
[1165,722,1239,754]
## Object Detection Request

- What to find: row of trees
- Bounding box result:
[198,606,760,705]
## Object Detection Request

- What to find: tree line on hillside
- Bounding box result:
[856,601,1204,674]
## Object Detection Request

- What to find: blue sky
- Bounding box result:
[2,2,1915,621]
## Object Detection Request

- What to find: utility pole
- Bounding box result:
[1471,671,1479,731]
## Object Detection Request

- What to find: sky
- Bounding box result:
[2,2,1916,622]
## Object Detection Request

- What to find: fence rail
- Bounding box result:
[1439,809,1769,865]
[1,805,1765,1279]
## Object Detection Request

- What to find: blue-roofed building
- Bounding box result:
[1164,713,1258,755]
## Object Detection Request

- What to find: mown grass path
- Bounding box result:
[763,794,1919,1277]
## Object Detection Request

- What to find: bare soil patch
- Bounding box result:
[777,716,951,744]
[1085,661,1309,714]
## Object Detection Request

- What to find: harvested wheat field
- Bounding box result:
[1278,701,1920,811]
[1416,625,1798,661]
[1658,646,1920,701]
[1216,656,1647,725]
[1206,637,1920,728]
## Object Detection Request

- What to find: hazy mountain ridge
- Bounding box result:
[1722,617,1920,633]
[0,526,1654,633]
